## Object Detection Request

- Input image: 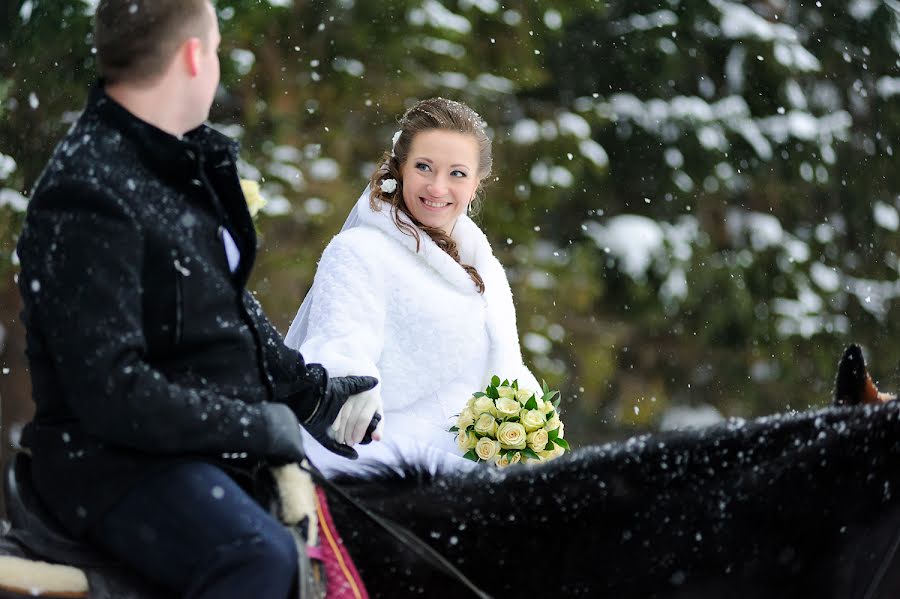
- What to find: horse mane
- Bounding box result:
[327,402,900,598]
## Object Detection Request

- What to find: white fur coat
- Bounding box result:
[285,194,538,474]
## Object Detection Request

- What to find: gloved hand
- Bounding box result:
[302,374,379,459]
[329,384,384,447]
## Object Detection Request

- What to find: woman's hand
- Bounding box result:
[330,385,384,446]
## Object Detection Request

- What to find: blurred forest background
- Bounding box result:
[1,0,899,471]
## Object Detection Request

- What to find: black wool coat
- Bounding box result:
[16,84,322,535]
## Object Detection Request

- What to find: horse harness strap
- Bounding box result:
[300,463,494,599]
[863,513,900,599]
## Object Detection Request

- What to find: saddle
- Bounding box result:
[0,452,163,598]
[0,453,367,599]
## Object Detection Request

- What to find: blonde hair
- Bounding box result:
[368,98,491,293]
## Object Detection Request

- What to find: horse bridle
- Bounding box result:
[299,462,494,599]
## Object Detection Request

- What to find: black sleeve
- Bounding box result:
[241,289,326,419]
[17,182,293,456]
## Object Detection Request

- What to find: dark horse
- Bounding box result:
[3,344,900,598]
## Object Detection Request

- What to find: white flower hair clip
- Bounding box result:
[380,178,398,194]
[390,130,402,157]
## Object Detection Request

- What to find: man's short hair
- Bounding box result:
[94,0,213,85]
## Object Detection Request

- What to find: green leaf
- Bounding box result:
[473,392,486,398]
[542,390,559,403]
[553,398,561,410]
[463,450,478,461]
[546,410,555,420]
[512,380,519,390]
[449,426,459,432]
[486,386,500,399]
[554,438,570,450]
[522,447,540,461]
[548,427,560,440]
[542,379,550,395]
[524,395,538,410]
[491,375,501,387]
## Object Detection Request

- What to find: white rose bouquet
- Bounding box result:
[450,376,569,468]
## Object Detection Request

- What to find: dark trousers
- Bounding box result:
[88,461,298,598]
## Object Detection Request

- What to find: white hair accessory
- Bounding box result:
[380,178,398,194]
[390,130,402,157]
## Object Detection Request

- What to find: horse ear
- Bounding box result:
[833,343,890,406]
[833,344,869,406]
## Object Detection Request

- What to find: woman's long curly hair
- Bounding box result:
[368,97,491,294]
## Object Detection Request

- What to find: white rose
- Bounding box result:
[496,422,527,450]
[380,178,398,194]
[495,397,521,419]
[473,396,497,417]
[456,430,478,451]
[473,413,497,437]
[526,428,549,453]
[538,442,566,461]
[545,412,561,433]
[520,408,546,433]
[495,451,522,469]
[557,420,565,438]
[497,385,517,399]
[240,179,267,217]
[541,400,556,415]
[475,437,500,461]
[516,387,536,404]
[456,407,476,430]
[465,396,476,411]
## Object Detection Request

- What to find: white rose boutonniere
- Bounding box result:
[240,179,267,217]
[448,375,570,467]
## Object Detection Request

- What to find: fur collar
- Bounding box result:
[354,192,496,295]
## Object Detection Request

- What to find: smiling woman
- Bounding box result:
[284,98,540,477]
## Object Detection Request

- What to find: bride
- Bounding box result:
[285,97,539,475]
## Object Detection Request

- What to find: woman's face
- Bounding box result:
[400,129,481,236]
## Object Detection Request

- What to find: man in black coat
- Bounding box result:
[14,1,378,596]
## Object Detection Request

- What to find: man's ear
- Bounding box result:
[183,37,203,77]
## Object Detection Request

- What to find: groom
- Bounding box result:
[15,0,377,596]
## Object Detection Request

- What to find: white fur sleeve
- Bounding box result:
[293,231,385,382]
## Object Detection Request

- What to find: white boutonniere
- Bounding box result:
[240,179,267,217]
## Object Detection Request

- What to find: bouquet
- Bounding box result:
[450,376,569,468]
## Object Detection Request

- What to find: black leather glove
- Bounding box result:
[297,373,379,459]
